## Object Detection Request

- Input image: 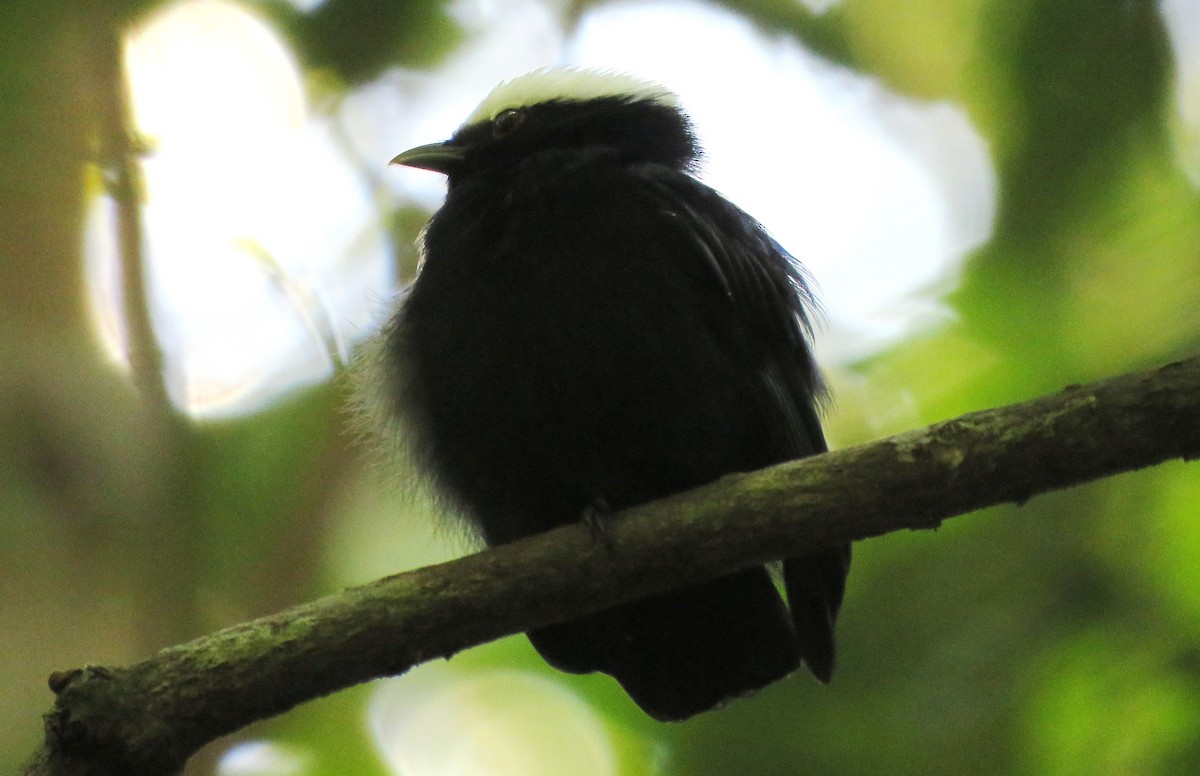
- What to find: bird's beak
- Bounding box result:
[389,141,463,175]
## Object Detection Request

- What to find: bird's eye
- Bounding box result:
[492,109,525,137]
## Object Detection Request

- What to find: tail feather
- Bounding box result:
[529,567,800,721]
[783,544,852,683]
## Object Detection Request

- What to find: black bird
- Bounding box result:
[382,67,850,721]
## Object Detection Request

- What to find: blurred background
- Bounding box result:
[3,0,1200,774]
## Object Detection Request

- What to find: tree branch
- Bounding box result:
[22,356,1200,776]
[94,18,172,416]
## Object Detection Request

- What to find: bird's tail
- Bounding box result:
[528,567,801,721]
[784,544,852,682]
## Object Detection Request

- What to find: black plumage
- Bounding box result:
[382,69,850,721]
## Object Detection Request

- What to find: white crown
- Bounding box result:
[465,67,680,126]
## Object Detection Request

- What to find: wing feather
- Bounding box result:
[632,165,850,681]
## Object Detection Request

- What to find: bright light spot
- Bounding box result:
[370,666,618,776]
[124,0,305,148]
[569,0,996,360]
[1162,0,1200,184]
[798,0,841,12]
[86,0,391,417]
[218,741,310,776]
[285,0,327,11]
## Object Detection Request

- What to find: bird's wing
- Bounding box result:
[633,167,828,458]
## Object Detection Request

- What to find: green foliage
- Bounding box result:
[264,0,462,85]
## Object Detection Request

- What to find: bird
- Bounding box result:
[379,67,850,722]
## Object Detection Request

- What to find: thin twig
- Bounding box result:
[95,19,172,414]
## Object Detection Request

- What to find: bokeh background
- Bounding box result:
[4,1,1200,774]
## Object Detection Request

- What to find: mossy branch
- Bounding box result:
[21,356,1200,776]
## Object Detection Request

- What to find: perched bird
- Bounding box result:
[381,67,850,721]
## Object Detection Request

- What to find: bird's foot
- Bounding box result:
[582,498,616,552]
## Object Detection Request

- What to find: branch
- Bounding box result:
[94,18,172,415]
[22,357,1200,776]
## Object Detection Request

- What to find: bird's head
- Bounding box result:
[390,68,700,179]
